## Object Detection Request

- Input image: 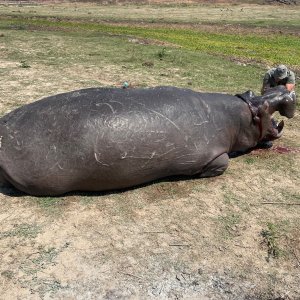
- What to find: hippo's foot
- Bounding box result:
[199,153,229,178]
[256,140,273,149]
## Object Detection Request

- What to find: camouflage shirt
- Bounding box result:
[263,68,296,88]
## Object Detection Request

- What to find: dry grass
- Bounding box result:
[2,2,300,26]
[0,2,299,299]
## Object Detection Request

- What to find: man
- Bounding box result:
[261,64,295,95]
[259,64,296,149]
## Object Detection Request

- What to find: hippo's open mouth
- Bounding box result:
[267,119,284,140]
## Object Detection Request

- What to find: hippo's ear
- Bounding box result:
[235,90,256,102]
[258,101,269,115]
[252,101,269,125]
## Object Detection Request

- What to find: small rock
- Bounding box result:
[198,268,204,275]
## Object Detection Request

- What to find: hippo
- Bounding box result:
[0,86,296,196]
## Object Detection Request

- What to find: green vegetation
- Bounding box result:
[19,245,68,297]
[31,197,66,216]
[244,157,256,165]
[0,27,269,96]
[0,223,41,239]
[0,16,299,71]
[19,60,31,68]
[1,3,300,30]
[218,212,241,239]
[261,222,286,261]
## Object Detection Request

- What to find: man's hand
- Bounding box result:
[286,83,295,92]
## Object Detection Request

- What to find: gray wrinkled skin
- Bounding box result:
[0,86,296,196]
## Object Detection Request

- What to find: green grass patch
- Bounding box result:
[1,16,299,71]
[0,27,274,95]
[218,212,241,239]
[264,154,300,178]
[31,197,65,216]
[19,244,69,297]
[0,223,41,239]
[261,222,281,260]
[222,188,251,212]
[243,156,256,165]
[33,197,64,208]
[260,221,291,261]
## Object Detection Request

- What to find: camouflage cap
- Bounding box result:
[274,64,288,80]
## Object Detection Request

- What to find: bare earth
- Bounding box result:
[1,63,299,300]
[0,2,300,300]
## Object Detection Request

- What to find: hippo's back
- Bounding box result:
[0,86,240,195]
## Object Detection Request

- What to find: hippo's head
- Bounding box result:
[261,86,297,119]
[246,86,297,142]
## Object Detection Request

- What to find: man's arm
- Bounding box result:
[286,83,295,92]
[261,72,271,95]
[285,71,296,92]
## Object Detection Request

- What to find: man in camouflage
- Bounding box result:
[261,64,295,95]
[259,64,296,149]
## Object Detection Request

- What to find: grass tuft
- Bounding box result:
[261,222,282,261]
[31,197,65,216]
[218,212,241,239]
[0,223,41,239]
[19,60,30,68]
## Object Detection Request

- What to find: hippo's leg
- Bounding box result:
[199,153,229,177]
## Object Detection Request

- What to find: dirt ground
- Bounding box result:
[0,2,300,299]
[1,147,300,299]
[1,68,299,299]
